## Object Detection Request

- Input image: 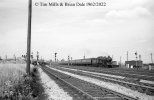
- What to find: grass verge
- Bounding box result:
[0,65,44,100]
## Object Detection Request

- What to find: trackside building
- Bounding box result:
[125,60,143,68]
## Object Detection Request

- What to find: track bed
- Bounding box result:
[54,66,154,96]
[42,65,137,100]
[57,65,154,81]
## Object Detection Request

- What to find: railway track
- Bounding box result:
[42,65,137,100]
[57,65,154,85]
[59,65,154,81]
[99,70,154,81]
[53,66,154,96]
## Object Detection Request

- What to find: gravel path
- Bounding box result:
[38,67,73,100]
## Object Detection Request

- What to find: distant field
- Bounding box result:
[0,63,26,97]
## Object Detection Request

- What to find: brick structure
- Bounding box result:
[125,60,143,68]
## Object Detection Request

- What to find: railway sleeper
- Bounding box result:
[137,87,154,95]
[143,83,154,87]
[128,85,137,90]
[110,80,117,84]
[137,87,145,93]
[137,82,146,86]
[123,84,137,91]
[95,96,124,100]
[99,88,109,94]
[93,92,123,100]
[124,84,131,89]
[118,82,125,87]
[145,89,154,96]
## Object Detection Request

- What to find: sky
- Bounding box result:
[0,0,154,63]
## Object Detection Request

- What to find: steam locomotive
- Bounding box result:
[32,60,47,66]
[59,56,114,68]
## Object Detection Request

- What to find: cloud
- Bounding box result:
[0,0,154,63]
[137,39,147,43]
[105,7,152,19]
[144,0,154,15]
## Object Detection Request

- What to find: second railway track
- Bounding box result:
[54,66,154,96]
[41,65,137,100]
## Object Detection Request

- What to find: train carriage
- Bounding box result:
[58,56,114,68]
[81,58,92,66]
[74,59,82,66]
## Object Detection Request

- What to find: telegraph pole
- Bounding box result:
[36,51,39,61]
[83,53,85,59]
[26,0,32,75]
[151,53,153,63]
[68,56,70,66]
[54,52,57,62]
[139,54,141,60]
[127,51,128,61]
[5,55,7,60]
[120,56,121,67]
[14,54,16,61]
[135,52,138,67]
[71,57,72,65]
